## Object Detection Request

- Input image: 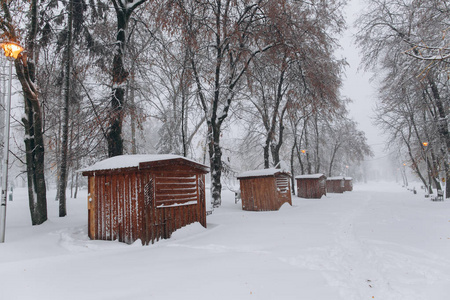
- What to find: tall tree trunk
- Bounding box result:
[208,121,223,207]
[266,67,286,168]
[401,167,408,187]
[297,125,306,175]
[263,138,271,168]
[108,9,128,157]
[181,88,187,157]
[129,71,137,154]
[19,77,47,225]
[271,106,287,167]
[7,0,48,225]
[401,128,428,191]
[73,123,81,199]
[328,143,340,177]
[303,119,312,174]
[108,0,147,157]
[290,135,297,195]
[426,75,450,197]
[57,0,73,217]
[313,114,321,173]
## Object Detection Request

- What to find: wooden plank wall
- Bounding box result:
[89,171,142,244]
[88,167,207,245]
[297,179,326,199]
[327,180,345,193]
[240,176,292,211]
[344,180,353,192]
[297,179,314,198]
[141,169,206,245]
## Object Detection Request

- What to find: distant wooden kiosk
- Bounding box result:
[326,176,345,193]
[295,174,327,199]
[343,177,353,192]
[80,155,209,245]
[237,168,292,211]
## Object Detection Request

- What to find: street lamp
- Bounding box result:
[422,141,431,198]
[0,40,24,243]
[0,42,24,60]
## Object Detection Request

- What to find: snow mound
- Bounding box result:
[169,222,207,241]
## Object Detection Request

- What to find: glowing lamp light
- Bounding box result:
[422,142,429,147]
[300,149,306,154]
[0,41,24,59]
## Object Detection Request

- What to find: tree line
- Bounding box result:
[0,0,372,225]
[356,0,450,198]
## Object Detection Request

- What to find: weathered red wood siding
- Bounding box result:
[296,177,327,199]
[84,162,207,245]
[239,175,292,211]
[326,178,345,193]
[344,179,353,192]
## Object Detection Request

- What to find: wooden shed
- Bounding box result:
[295,173,327,199]
[326,176,345,193]
[344,177,353,192]
[237,168,292,211]
[80,154,209,245]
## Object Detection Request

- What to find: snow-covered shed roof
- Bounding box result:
[237,168,291,179]
[327,176,345,181]
[295,173,326,180]
[79,154,209,173]
[344,177,353,180]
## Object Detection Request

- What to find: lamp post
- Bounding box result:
[0,41,24,243]
[422,141,431,198]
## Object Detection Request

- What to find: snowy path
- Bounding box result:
[0,182,449,299]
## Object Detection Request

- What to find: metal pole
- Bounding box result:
[0,59,12,243]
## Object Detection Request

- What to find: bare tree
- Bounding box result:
[166,0,348,207]
[356,0,450,196]
[1,0,48,225]
[107,0,148,157]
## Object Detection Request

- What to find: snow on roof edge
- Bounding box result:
[327,176,345,180]
[237,168,291,179]
[78,154,208,173]
[295,173,326,179]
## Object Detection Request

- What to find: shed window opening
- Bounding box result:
[276,176,289,193]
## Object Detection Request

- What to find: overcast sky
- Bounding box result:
[339,0,388,159]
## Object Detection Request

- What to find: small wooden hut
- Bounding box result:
[237,168,292,211]
[326,176,345,193]
[344,177,353,192]
[80,154,209,245]
[295,174,327,199]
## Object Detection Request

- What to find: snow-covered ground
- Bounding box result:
[0,181,449,300]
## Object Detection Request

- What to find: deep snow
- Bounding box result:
[0,182,449,300]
